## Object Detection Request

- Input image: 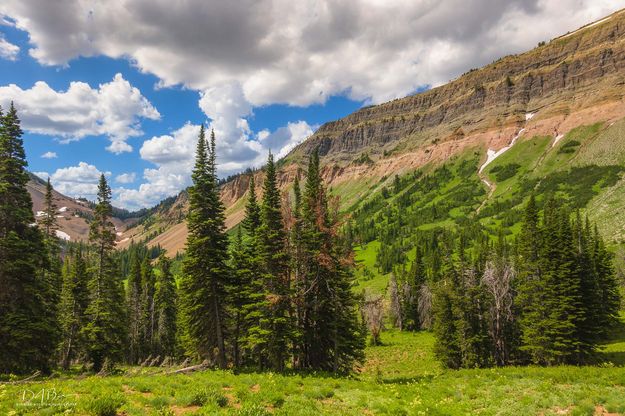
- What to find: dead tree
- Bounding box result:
[362,292,385,345]
[482,260,516,366]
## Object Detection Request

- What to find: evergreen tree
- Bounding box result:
[243,175,261,234]
[140,254,156,358]
[241,174,270,368]
[591,225,621,337]
[179,126,230,367]
[154,253,177,359]
[58,247,90,369]
[126,252,143,364]
[258,152,292,371]
[82,174,127,372]
[0,103,58,373]
[228,228,252,367]
[298,149,365,372]
[516,195,550,364]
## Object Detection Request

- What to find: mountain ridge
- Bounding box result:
[107,8,625,255]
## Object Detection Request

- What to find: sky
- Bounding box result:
[0,1,624,210]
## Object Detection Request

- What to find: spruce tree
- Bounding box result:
[0,103,58,373]
[516,195,550,364]
[241,174,270,368]
[258,152,292,371]
[82,174,127,372]
[228,228,252,367]
[180,126,230,367]
[298,149,364,372]
[154,253,177,359]
[58,246,90,369]
[126,251,143,364]
[140,254,156,358]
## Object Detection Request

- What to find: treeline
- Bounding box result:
[0,106,364,375]
[376,196,621,368]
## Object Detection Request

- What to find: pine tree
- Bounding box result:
[241,174,270,368]
[179,126,230,367]
[298,149,364,372]
[58,246,90,369]
[126,251,143,364]
[154,253,177,359]
[140,254,156,358]
[591,224,621,338]
[0,103,58,373]
[258,151,292,371]
[243,175,261,234]
[82,174,127,372]
[228,228,252,367]
[516,195,550,364]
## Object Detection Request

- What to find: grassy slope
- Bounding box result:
[3,326,625,415]
[352,118,625,295]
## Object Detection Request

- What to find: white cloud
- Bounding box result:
[0,73,160,153]
[115,172,136,184]
[113,116,313,210]
[41,151,57,159]
[258,120,314,160]
[50,162,110,200]
[0,35,18,60]
[1,1,624,107]
[34,171,49,180]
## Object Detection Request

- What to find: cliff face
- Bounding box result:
[123,9,625,256]
[293,8,625,161]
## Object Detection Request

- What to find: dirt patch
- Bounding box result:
[250,384,260,393]
[594,405,621,416]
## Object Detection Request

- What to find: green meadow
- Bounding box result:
[2,325,625,416]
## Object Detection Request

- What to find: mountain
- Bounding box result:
[27,173,142,243]
[121,8,625,258]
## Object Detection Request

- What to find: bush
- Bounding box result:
[84,394,125,416]
[183,387,228,407]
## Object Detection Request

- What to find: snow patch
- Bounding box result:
[552,134,564,148]
[35,211,46,217]
[58,206,68,212]
[479,128,525,173]
[116,231,123,236]
[525,112,536,121]
[55,230,71,241]
[56,215,64,218]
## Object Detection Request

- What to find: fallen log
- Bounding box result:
[164,360,209,375]
[0,371,41,384]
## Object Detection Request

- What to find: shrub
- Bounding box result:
[84,394,125,416]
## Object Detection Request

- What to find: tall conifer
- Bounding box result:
[82,174,127,372]
[0,103,57,373]
[180,126,229,367]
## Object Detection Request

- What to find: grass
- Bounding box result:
[3,326,625,415]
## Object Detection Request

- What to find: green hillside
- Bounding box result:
[349,118,625,295]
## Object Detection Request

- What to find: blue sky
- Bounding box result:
[1,1,623,209]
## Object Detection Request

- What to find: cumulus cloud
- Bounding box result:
[0,35,19,60]
[258,121,315,160]
[50,162,110,200]
[0,73,160,153]
[41,151,57,159]
[1,0,624,107]
[113,116,313,210]
[115,172,136,184]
